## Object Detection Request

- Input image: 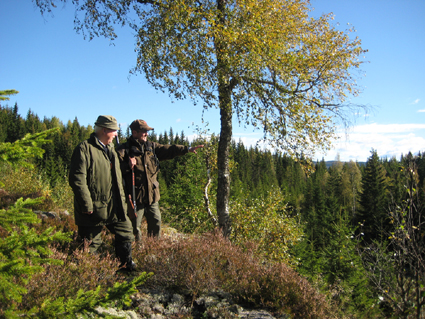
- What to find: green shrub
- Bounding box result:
[0,197,71,317]
[0,162,74,212]
[230,188,304,265]
[0,163,49,208]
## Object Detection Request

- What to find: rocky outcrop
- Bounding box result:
[95,288,289,319]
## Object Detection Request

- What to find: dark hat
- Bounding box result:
[95,115,119,130]
[130,119,154,131]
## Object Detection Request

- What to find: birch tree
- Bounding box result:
[35,0,367,235]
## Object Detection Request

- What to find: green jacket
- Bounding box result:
[117,136,188,207]
[69,133,128,226]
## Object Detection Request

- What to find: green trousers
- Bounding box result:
[78,218,134,253]
[132,202,161,239]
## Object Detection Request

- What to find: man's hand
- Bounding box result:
[189,145,204,154]
[129,157,136,169]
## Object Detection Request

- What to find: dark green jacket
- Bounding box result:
[69,133,128,226]
[117,136,188,206]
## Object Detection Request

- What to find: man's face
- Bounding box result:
[103,128,117,144]
[133,129,148,142]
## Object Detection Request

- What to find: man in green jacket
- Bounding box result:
[117,119,203,240]
[69,115,135,271]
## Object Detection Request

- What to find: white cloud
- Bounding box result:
[176,118,182,123]
[349,123,425,134]
[317,123,425,162]
[412,98,420,105]
[418,109,425,113]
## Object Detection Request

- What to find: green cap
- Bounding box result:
[95,115,119,130]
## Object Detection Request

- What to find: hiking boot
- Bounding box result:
[115,241,136,272]
[118,260,137,272]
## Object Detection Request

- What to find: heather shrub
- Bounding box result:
[226,261,335,318]
[21,244,127,311]
[133,231,336,318]
[32,210,77,240]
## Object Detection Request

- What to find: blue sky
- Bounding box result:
[1,0,424,162]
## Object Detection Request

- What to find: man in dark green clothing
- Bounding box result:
[69,115,135,271]
[117,119,203,240]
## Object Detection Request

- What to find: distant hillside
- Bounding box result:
[324,160,366,168]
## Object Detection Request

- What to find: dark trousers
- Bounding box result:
[78,218,134,266]
[132,202,161,239]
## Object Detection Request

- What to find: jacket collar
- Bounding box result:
[128,135,147,148]
[90,133,112,152]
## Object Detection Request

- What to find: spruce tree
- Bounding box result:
[0,104,25,143]
[25,109,44,134]
[168,127,174,145]
[0,198,71,316]
[327,160,344,206]
[231,140,251,195]
[9,103,25,143]
[385,156,405,206]
[180,130,186,144]
[357,150,389,243]
[340,161,362,218]
[161,131,169,144]
[0,106,11,143]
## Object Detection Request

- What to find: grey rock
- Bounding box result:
[171,293,185,306]
[34,210,59,219]
[94,306,139,319]
[131,288,286,319]
[239,310,276,319]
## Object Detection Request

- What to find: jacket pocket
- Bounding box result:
[146,153,159,175]
[92,200,109,222]
[136,184,145,204]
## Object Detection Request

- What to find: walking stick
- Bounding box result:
[131,166,137,215]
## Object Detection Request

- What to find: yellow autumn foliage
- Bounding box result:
[230,188,303,265]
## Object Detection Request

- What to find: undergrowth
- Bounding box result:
[1,152,339,318]
[1,198,151,318]
[0,193,338,318]
[21,244,127,312]
[133,231,337,319]
[0,162,73,212]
